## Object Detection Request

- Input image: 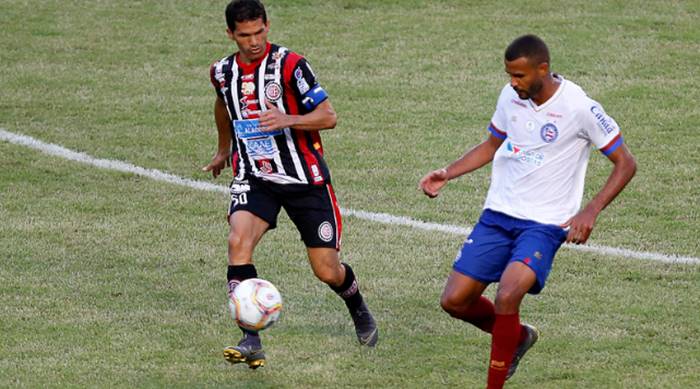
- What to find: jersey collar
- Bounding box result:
[235,42,272,73]
[528,74,566,112]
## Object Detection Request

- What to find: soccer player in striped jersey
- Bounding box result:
[419,35,636,388]
[203,0,377,369]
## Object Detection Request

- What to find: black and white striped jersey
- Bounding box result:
[210,42,331,186]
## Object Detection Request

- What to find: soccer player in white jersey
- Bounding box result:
[419,34,636,388]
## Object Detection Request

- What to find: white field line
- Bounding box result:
[2,128,698,265]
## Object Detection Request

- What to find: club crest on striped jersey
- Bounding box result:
[318,221,334,242]
[265,82,282,102]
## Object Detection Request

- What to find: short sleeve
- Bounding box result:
[210,61,224,100]
[488,86,510,140]
[290,58,328,111]
[580,100,623,156]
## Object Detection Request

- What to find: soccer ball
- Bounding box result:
[229,278,283,331]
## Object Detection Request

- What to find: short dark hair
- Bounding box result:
[505,34,550,66]
[225,0,267,31]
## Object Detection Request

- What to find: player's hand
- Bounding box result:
[419,168,449,198]
[561,206,598,244]
[259,100,292,132]
[202,151,230,178]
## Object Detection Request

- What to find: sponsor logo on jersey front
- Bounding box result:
[506,141,544,167]
[247,138,279,159]
[242,81,255,95]
[318,221,334,242]
[259,160,273,174]
[234,120,282,160]
[240,97,258,107]
[540,123,559,143]
[241,109,261,119]
[234,119,282,138]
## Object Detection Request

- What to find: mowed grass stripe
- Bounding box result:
[3,128,697,265]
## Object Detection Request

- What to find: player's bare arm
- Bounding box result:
[259,99,337,132]
[562,144,637,244]
[202,96,233,178]
[419,134,504,198]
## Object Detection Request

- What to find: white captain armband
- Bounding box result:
[301,85,328,110]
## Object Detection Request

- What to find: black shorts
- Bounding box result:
[228,178,342,249]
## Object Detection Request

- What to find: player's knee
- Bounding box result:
[313,265,343,286]
[494,288,524,313]
[228,231,255,255]
[440,293,462,317]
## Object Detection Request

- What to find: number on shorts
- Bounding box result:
[231,192,248,207]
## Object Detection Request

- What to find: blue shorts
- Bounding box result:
[453,209,567,294]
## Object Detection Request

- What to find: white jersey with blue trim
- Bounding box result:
[484,75,623,225]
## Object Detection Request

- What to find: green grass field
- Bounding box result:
[1,1,699,387]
